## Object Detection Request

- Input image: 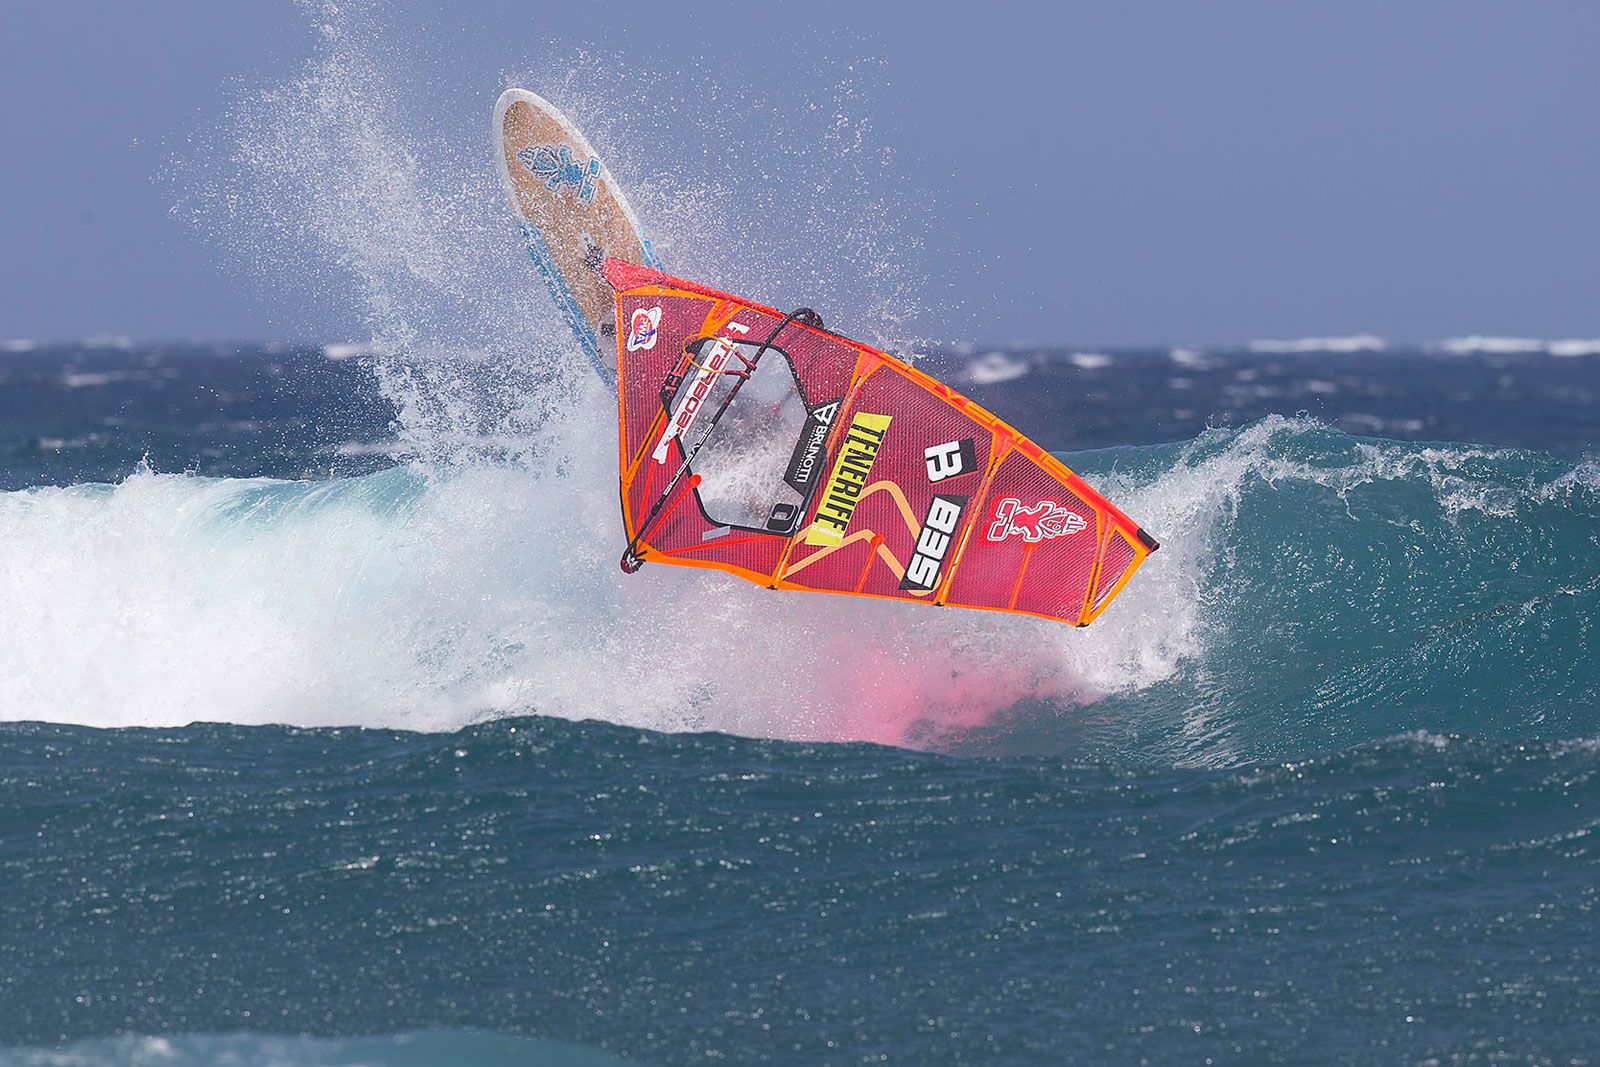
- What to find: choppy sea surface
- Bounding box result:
[1,341,1596,1064]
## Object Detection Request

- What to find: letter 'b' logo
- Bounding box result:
[924,438,976,483]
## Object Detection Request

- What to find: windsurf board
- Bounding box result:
[493,88,661,380]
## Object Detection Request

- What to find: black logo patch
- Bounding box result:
[783,397,843,494]
[924,438,977,483]
[900,494,968,592]
[766,501,801,533]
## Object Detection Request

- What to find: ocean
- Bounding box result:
[1,340,1596,1064]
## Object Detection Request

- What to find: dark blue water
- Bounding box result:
[1,343,1597,1064]
[3,718,1597,1064]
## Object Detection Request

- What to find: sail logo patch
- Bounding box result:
[986,498,1087,542]
[803,412,893,546]
[627,306,662,352]
[766,501,801,533]
[900,494,968,592]
[517,144,601,204]
[924,438,977,483]
[651,321,749,463]
[783,398,843,494]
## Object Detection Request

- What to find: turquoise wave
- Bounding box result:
[1033,418,1600,762]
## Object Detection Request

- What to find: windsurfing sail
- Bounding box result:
[606,260,1158,627]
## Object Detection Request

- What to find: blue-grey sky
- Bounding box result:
[1,1,1595,345]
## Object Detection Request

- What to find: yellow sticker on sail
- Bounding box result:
[803,412,893,546]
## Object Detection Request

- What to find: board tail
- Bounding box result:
[606,260,1157,627]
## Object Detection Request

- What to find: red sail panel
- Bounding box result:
[1089,528,1142,616]
[777,363,996,603]
[943,447,1103,623]
[604,259,1157,627]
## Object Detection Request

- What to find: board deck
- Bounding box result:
[493,88,661,380]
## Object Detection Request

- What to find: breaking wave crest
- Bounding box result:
[2,418,1595,759]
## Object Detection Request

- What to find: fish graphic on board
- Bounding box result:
[516,144,601,203]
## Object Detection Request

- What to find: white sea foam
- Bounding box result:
[0,419,1201,744]
[1340,413,1425,435]
[0,1032,638,1067]
[61,371,122,388]
[1,339,37,353]
[1168,347,1213,369]
[1068,352,1113,370]
[323,342,378,360]
[332,439,408,457]
[1247,335,1387,354]
[1430,336,1600,357]
[1545,339,1600,357]
[964,350,1030,384]
[1435,336,1545,355]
